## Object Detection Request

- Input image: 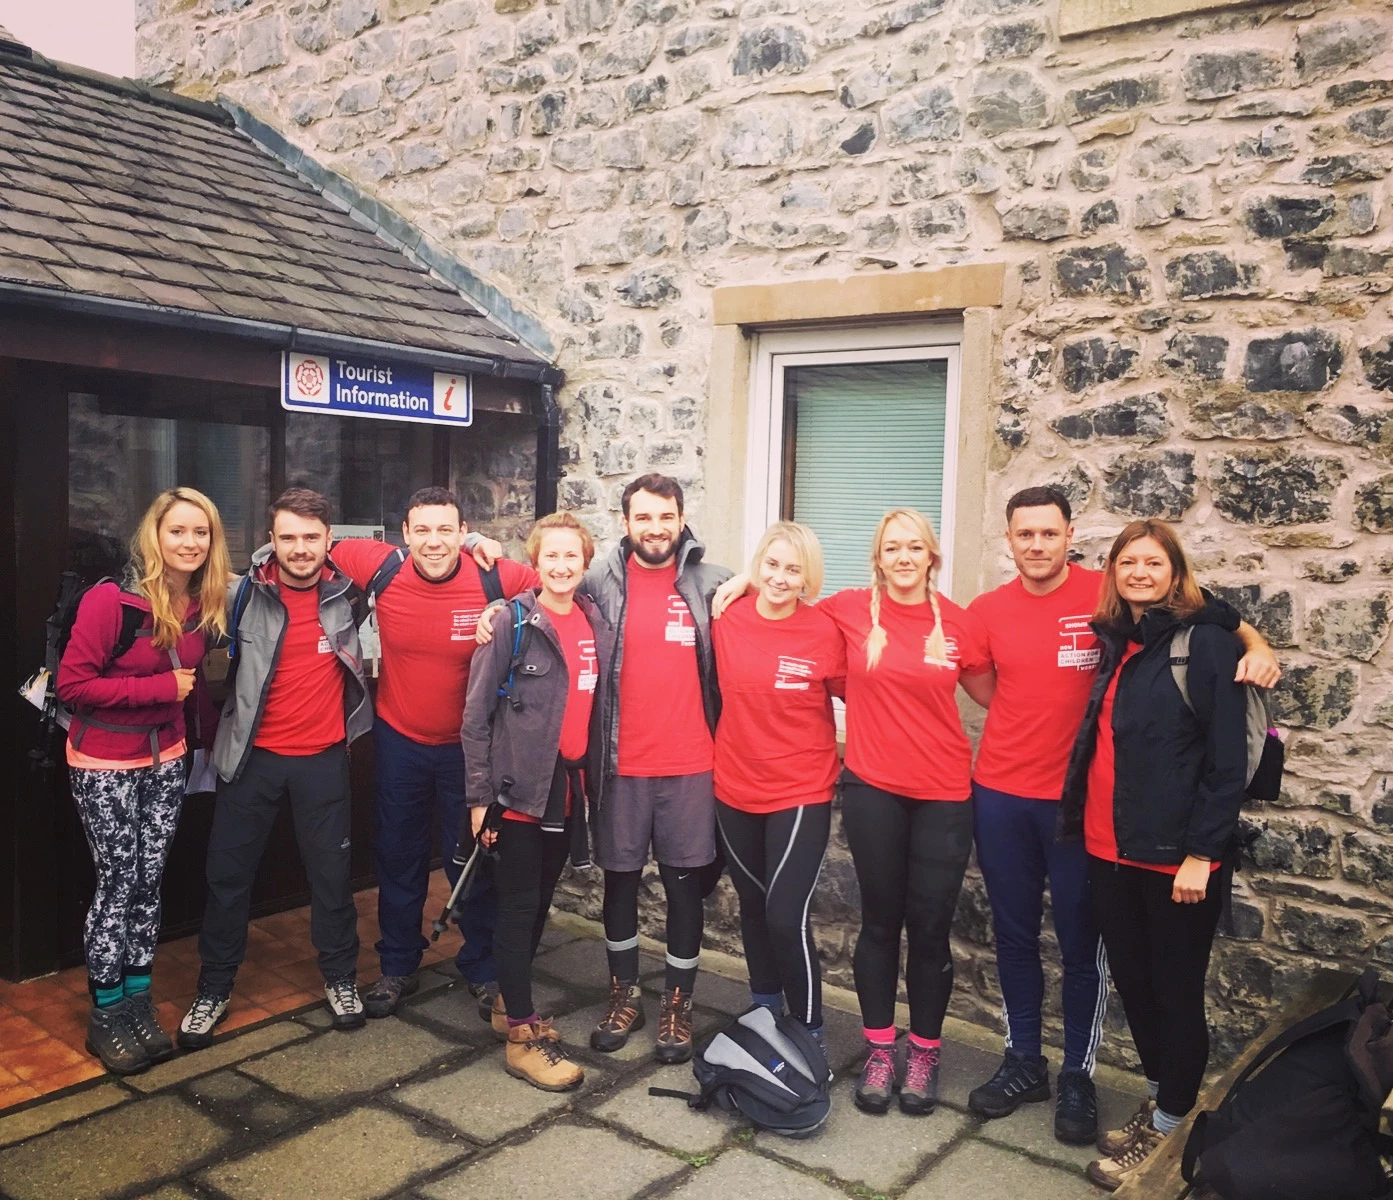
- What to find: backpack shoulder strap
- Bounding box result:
[1169,625,1194,714]
[480,562,505,605]
[494,599,530,714]
[226,575,254,661]
[1217,993,1366,1110]
[367,548,408,604]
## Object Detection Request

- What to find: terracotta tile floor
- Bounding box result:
[0,872,459,1112]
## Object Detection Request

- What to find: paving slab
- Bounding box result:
[754,1077,970,1192]
[126,1020,312,1092]
[902,1137,1106,1199]
[665,1147,848,1200]
[565,997,722,1065]
[240,1019,457,1103]
[0,1082,129,1148]
[591,1065,743,1155]
[392,1049,610,1143]
[419,1122,685,1200]
[0,1092,231,1200]
[976,1082,1139,1172]
[199,1105,469,1200]
[935,1039,1012,1111]
[400,979,570,1043]
[818,1003,869,1074]
[533,937,610,987]
[185,1069,310,1135]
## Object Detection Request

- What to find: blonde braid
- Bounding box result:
[865,578,889,670]
[924,581,950,666]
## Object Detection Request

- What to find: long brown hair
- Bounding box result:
[1094,518,1204,629]
[130,488,231,648]
[866,507,948,669]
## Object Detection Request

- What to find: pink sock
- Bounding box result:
[506,1013,539,1028]
[863,1025,896,1046]
[907,1033,941,1051]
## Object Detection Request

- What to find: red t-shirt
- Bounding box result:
[1084,643,1219,876]
[504,603,598,826]
[713,597,846,814]
[617,558,713,777]
[254,578,347,756]
[820,588,991,802]
[330,540,538,745]
[970,566,1104,800]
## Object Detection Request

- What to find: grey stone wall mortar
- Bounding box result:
[140,0,1393,1069]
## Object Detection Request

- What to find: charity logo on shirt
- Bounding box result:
[665,596,696,646]
[924,635,959,666]
[450,609,481,641]
[577,639,598,692]
[774,656,815,690]
[316,634,333,655]
[1057,613,1101,670]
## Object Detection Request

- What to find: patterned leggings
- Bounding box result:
[69,760,187,990]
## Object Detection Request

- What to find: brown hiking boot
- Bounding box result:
[655,986,694,1064]
[590,977,646,1052]
[1086,1122,1166,1192]
[1097,1098,1157,1156]
[505,1021,584,1092]
[491,991,508,1041]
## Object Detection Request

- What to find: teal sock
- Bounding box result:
[124,973,152,997]
[94,984,124,1008]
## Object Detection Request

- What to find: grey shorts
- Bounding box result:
[595,772,717,872]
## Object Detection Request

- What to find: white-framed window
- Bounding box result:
[744,321,964,598]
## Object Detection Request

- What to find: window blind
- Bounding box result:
[785,359,949,596]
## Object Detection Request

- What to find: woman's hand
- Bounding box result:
[471,805,497,848]
[711,573,753,618]
[1171,856,1211,904]
[172,667,197,701]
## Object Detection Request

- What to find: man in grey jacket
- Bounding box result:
[179,488,373,1049]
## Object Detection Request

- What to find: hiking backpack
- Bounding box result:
[1182,968,1393,1200]
[1169,625,1285,802]
[650,1006,832,1138]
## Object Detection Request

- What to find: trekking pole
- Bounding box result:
[430,836,482,941]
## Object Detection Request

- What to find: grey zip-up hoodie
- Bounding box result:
[580,527,732,779]
[212,544,372,784]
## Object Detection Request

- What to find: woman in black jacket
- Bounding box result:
[461,512,615,1093]
[1056,519,1249,1192]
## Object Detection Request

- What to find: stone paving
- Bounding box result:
[0,920,1133,1200]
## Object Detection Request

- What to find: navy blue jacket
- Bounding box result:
[1057,599,1247,866]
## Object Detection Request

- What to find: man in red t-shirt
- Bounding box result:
[331,487,538,1020]
[966,486,1280,1146]
[182,489,373,1049]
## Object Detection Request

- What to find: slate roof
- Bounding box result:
[0,45,550,375]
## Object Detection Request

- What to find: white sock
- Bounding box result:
[1152,1107,1181,1136]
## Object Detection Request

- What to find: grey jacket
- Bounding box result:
[581,527,732,778]
[212,544,372,784]
[460,591,615,815]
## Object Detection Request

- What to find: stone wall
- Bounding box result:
[138,0,1393,1067]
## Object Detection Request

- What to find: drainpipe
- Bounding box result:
[535,382,562,519]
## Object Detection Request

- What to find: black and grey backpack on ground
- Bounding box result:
[1181,967,1393,1200]
[649,1006,832,1138]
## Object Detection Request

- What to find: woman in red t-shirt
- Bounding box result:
[460,512,615,1093]
[818,508,994,1117]
[1056,520,1248,1192]
[713,522,845,1043]
[56,487,230,1076]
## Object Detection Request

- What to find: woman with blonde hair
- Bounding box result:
[57,487,230,1075]
[712,522,845,1042]
[1057,520,1248,1191]
[816,508,994,1115]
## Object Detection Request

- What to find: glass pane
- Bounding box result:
[785,359,949,596]
[285,413,436,545]
[68,393,270,574]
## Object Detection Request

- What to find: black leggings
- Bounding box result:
[494,818,570,1021]
[841,774,975,1039]
[1089,855,1223,1118]
[716,800,830,1028]
[602,864,704,990]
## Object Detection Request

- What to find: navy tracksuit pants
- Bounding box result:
[373,718,497,982]
[972,783,1107,1073]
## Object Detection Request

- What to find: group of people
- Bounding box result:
[55,470,1279,1193]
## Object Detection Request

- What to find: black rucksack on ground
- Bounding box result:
[649,1006,832,1138]
[1182,968,1393,1200]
